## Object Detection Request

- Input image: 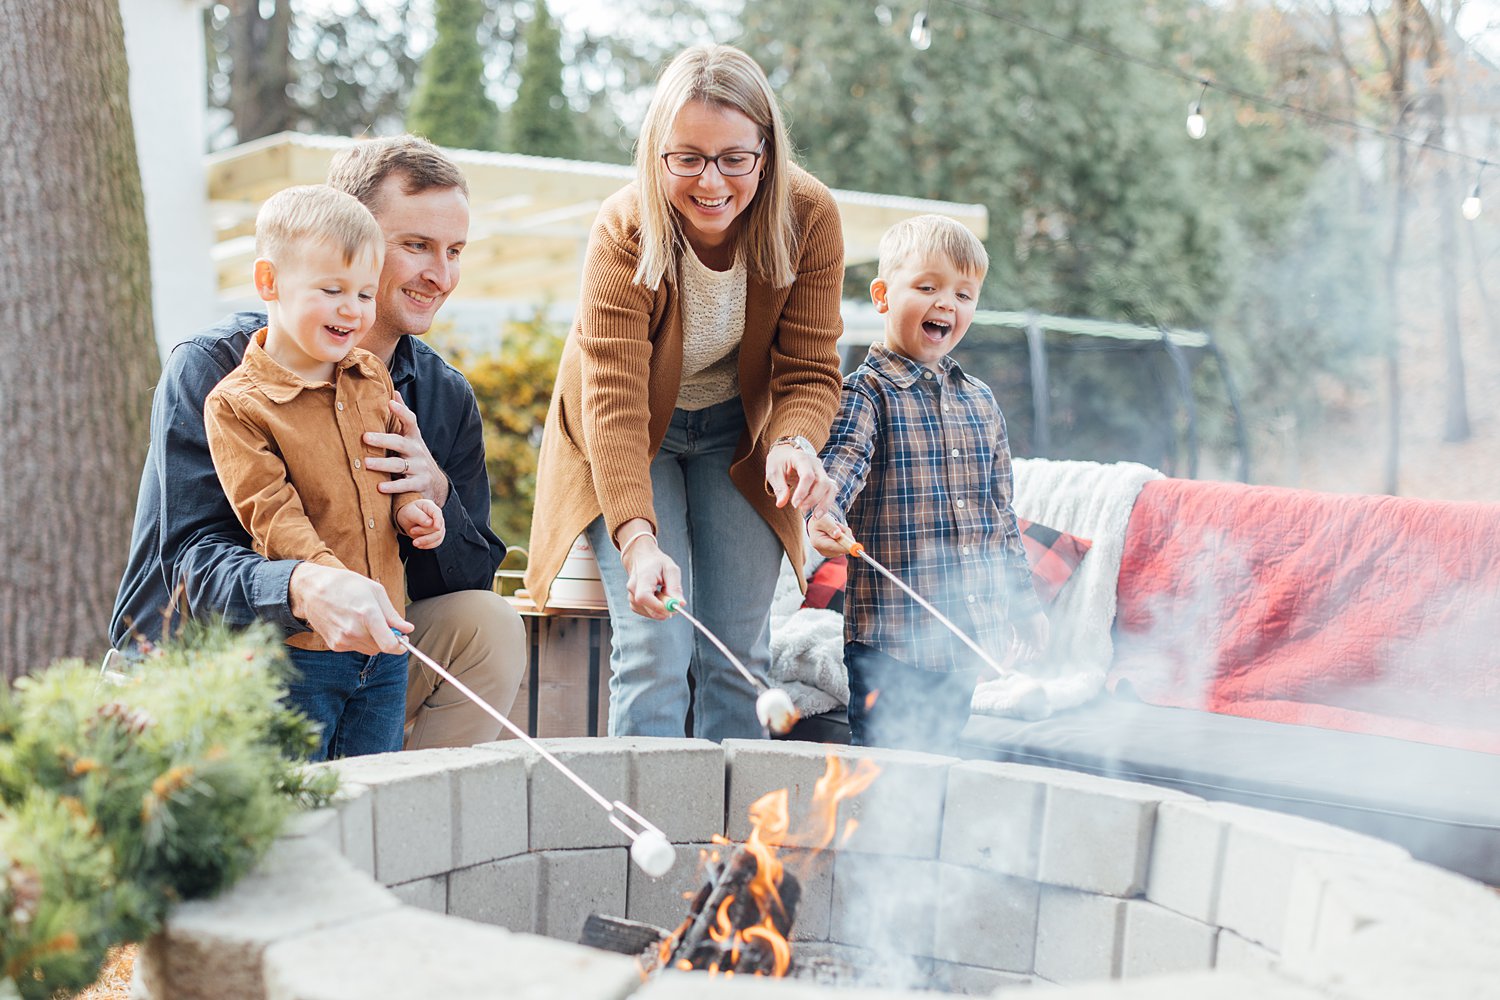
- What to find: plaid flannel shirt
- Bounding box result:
[820,344,1041,673]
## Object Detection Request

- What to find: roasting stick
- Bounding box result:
[661,597,800,735]
[394,631,677,876]
[831,529,1021,681]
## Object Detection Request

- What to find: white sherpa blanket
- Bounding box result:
[764,459,1162,721]
[768,553,848,717]
[970,458,1163,719]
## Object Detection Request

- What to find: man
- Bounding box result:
[111,135,525,750]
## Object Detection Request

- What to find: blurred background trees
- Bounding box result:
[408,0,504,149]
[195,0,1498,513]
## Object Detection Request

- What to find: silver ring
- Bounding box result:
[403,459,411,475]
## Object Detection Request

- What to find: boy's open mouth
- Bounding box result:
[922,320,951,340]
[324,325,355,338]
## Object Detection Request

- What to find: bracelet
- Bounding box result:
[617,528,656,558]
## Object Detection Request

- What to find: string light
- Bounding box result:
[910,6,932,50]
[939,0,1494,176]
[1186,79,1209,140]
[1462,161,1486,221]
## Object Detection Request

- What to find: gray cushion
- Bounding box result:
[960,697,1500,886]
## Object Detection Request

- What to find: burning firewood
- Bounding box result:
[589,755,881,982]
[660,843,802,976]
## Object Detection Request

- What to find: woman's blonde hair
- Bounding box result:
[633,45,798,290]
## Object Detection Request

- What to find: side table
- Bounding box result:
[506,595,611,737]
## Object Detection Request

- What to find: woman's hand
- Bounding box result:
[616,521,681,620]
[766,442,835,519]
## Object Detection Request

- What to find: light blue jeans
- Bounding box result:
[586,398,783,741]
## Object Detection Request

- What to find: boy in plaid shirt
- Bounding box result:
[809,215,1048,751]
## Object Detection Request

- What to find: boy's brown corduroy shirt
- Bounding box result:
[204,328,422,650]
[526,166,846,609]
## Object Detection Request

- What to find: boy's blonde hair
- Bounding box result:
[633,44,797,290]
[878,214,989,280]
[326,134,468,213]
[255,185,384,267]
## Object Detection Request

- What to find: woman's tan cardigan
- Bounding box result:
[526,165,845,609]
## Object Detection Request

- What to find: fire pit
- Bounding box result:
[136,737,1500,999]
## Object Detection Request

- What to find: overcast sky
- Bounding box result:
[290,0,1500,60]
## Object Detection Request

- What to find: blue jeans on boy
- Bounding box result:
[586,398,783,741]
[284,648,408,762]
[845,642,979,755]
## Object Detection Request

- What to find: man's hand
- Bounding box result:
[766,443,834,519]
[1012,610,1050,663]
[807,515,852,559]
[364,392,449,507]
[397,498,446,549]
[289,562,411,655]
[614,519,681,620]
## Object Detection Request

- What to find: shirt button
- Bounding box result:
[922,370,934,380]
[951,448,960,458]
[337,401,345,411]
[942,403,950,412]
[367,518,375,529]
[966,594,977,604]
[962,545,971,555]
[955,498,966,508]
[353,459,361,469]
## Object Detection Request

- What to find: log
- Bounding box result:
[579,913,668,956]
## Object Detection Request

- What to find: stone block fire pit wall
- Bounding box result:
[135,738,1500,1000]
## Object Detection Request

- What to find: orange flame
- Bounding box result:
[742,916,792,976]
[864,689,880,710]
[800,756,881,851]
[662,754,879,979]
[708,894,735,945]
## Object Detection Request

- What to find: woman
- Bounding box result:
[526,44,845,740]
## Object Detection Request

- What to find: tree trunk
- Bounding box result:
[1426,23,1471,443]
[1382,0,1414,497]
[0,0,160,680]
[228,0,294,142]
[1435,143,1472,442]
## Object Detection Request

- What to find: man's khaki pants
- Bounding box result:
[403,590,526,749]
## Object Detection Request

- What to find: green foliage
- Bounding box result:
[454,311,567,549]
[507,0,581,158]
[732,0,1374,471]
[408,0,503,151]
[291,1,425,139]
[0,627,334,998]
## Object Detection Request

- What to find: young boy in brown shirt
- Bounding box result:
[205,184,445,760]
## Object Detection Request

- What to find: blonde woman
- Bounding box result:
[527,44,844,740]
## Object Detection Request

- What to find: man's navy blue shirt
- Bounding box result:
[110,311,505,648]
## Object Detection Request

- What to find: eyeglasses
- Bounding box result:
[660,140,766,178]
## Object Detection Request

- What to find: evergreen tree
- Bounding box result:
[508,0,580,158]
[408,0,502,151]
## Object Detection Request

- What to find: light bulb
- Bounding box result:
[1186,109,1206,140]
[1463,194,1482,221]
[910,9,932,50]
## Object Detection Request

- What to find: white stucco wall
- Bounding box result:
[120,0,218,357]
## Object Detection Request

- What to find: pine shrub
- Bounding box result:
[0,625,335,998]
